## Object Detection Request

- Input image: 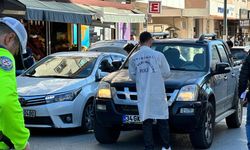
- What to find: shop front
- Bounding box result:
[76,4,146,42]
[1,0,94,62]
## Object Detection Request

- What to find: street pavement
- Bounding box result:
[29,108,248,150]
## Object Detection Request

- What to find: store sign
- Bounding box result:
[240,20,250,27]
[240,9,248,20]
[137,0,184,9]
[209,1,236,18]
[148,1,161,14]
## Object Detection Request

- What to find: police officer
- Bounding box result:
[239,51,250,149]
[0,17,30,150]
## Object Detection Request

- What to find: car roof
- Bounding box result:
[49,51,124,57]
[232,46,250,51]
[91,40,138,48]
[153,38,212,45]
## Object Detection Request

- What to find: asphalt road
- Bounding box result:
[29,108,248,150]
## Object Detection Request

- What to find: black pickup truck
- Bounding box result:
[94,35,242,149]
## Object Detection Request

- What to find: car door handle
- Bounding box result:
[224,76,228,80]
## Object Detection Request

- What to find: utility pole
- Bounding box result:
[223,0,228,40]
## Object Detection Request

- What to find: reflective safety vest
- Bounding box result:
[0,47,30,150]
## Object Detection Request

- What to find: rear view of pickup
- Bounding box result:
[94,35,242,149]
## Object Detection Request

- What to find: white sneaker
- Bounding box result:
[162,147,171,150]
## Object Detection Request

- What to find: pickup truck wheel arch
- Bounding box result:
[225,91,242,128]
[208,94,216,113]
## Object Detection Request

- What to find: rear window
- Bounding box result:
[231,49,248,60]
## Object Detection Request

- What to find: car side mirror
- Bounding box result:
[214,63,231,74]
[112,60,123,71]
[96,69,109,81]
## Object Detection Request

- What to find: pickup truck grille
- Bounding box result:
[19,96,46,107]
[113,86,179,106]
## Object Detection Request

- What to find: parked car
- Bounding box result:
[17,51,126,130]
[94,35,242,148]
[89,40,138,55]
[230,46,250,64]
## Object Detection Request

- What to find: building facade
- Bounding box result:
[131,0,250,40]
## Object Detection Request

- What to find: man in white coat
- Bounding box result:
[129,32,171,150]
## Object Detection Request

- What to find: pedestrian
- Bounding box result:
[0,17,30,150]
[226,40,233,49]
[239,51,250,150]
[129,31,171,150]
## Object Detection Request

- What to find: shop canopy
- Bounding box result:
[1,0,94,24]
[99,7,145,23]
[77,4,146,23]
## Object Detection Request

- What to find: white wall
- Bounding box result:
[136,0,185,9]
[209,0,236,18]
[209,0,248,19]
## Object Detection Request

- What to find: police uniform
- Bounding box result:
[0,46,30,150]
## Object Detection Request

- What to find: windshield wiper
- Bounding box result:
[32,75,73,79]
[23,74,36,77]
[170,68,187,70]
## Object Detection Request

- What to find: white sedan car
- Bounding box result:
[17,51,126,130]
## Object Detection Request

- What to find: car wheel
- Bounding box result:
[94,122,120,144]
[190,102,215,149]
[226,95,243,128]
[81,101,95,131]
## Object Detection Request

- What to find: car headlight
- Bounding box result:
[97,82,112,99]
[45,88,82,103]
[176,85,199,101]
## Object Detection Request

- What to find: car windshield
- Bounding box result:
[231,49,248,60]
[124,43,207,71]
[24,56,97,78]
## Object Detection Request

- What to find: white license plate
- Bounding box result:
[122,115,141,124]
[24,110,36,118]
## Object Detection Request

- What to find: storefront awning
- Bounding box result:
[1,0,94,24]
[80,5,146,23]
[97,7,145,23]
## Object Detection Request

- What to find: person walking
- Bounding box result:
[0,17,30,150]
[129,31,171,150]
[239,51,250,150]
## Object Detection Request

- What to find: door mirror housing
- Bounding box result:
[96,69,109,81]
[214,63,231,74]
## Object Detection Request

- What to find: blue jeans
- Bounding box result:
[246,103,250,149]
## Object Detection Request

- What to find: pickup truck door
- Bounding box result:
[211,45,227,116]
[216,44,236,110]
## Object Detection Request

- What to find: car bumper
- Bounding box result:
[23,98,83,128]
[95,99,207,133]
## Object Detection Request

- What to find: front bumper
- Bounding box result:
[95,99,207,133]
[23,96,84,128]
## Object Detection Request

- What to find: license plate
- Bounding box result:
[122,115,141,124]
[24,110,36,118]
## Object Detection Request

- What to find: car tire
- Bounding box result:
[94,122,120,144]
[190,102,215,149]
[226,94,243,128]
[81,101,95,131]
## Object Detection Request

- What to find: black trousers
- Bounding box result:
[143,119,170,150]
